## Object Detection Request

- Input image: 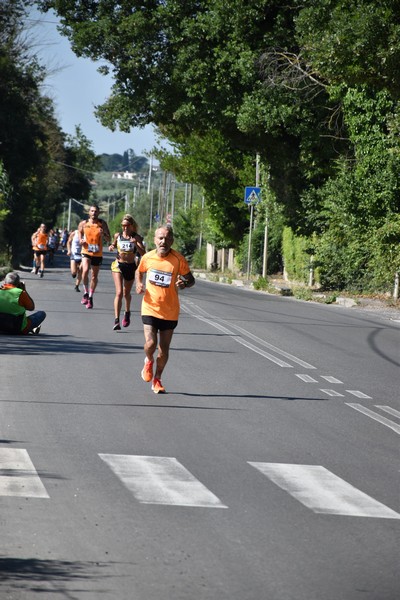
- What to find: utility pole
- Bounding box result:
[147,154,153,195]
[170,178,175,225]
[149,184,154,229]
[260,158,269,279]
[67,198,72,231]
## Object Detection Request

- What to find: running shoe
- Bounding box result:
[31,326,41,335]
[81,293,89,305]
[113,319,121,331]
[122,311,131,327]
[86,297,93,309]
[141,359,154,382]
[75,285,80,292]
[152,377,166,394]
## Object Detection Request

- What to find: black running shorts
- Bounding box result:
[142,316,178,331]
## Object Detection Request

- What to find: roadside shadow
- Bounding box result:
[0,557,117,595]
[176,393,329,402]
[368,328,400,368]
[0,335,143,356]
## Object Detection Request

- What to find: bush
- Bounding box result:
[292,286,313,301]
[282,227,311,283]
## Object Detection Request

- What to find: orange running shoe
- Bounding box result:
[152,377,166,394]
[141,359,154,382]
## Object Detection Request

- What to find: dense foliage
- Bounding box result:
[0,1,97,266]
[18,2,400,290]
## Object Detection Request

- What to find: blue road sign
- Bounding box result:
[244,187,261,205]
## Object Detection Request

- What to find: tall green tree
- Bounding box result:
[38,0,324,238]
[0,1,99,265]
[37,0,400,292]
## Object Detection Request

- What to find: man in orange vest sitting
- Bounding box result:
[0,272,46,334]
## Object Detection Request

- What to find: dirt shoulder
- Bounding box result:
[193,270,400,321]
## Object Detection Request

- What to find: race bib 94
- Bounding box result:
[148,269,172,287]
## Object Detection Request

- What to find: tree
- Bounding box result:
[0,1,98,264]
[38,0,322,238]
[37,0,400,293]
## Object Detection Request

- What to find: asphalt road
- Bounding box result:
[1,251,399,600]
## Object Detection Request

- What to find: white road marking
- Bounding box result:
[377,405,400,419]
[346,403,400,435]
[194,314,293,367]
[321,376,343,384]
[248,462,400,518]
[182,300,316,369]
[99,454,228,508]
[320,389,345,397]
[0,448,49,498]
[296,374,318,383]
[233,337,293,367]
[226,321,316,369]
[346,390,372,399]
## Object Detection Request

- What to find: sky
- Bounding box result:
[26,8,159,158]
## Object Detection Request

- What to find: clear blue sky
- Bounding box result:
[26,8,159,157]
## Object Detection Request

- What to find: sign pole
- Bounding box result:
[244,182,261,281]
[246,203,254,281]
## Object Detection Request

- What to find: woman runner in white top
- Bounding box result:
[109,214,145,330]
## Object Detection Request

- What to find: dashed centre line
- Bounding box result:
[321,376,343,384]
[296,374,318,383]
[346,390,372,399]
[320,389,345,397]
[182,300,376,403]
[182,299,315,369]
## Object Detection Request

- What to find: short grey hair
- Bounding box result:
[4,272,20,285]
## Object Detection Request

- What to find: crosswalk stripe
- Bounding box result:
[0,448,49,498]
[248,462,400,519]
[99,454,228,508]
[346,403,400,434]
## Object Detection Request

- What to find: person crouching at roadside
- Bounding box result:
[0,272,46,334]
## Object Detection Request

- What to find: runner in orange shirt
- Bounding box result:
[31,223,48,278]
[78,205,111,309]
[136,225,195,393]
